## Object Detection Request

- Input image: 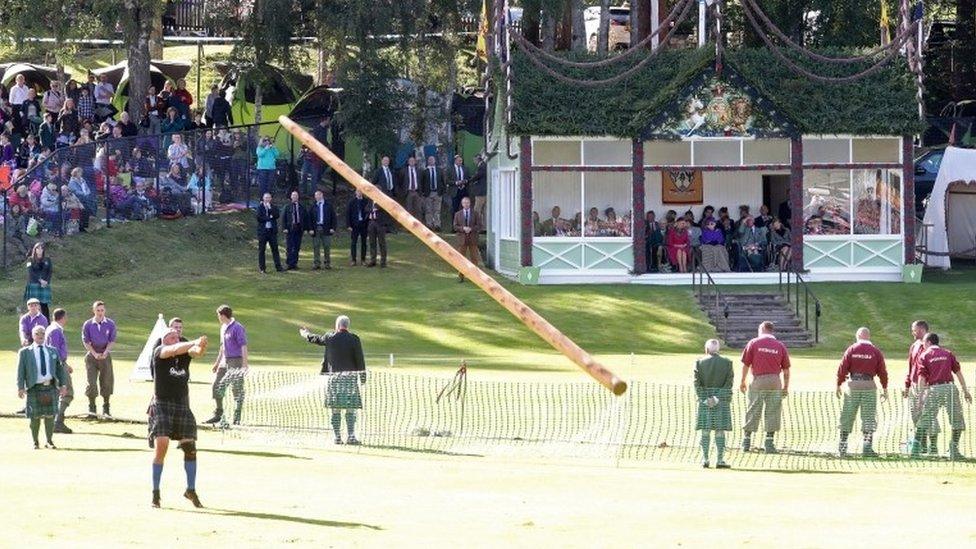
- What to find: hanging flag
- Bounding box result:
[476,0,489,62]
[880,0,891,46]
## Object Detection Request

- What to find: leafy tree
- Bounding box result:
[0,0,105,83]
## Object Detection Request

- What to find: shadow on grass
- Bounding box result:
[731,467,853,475]
[56,448,144,453]
[361,443,484,458]
[174,508,382,530]
[206,448,312,460]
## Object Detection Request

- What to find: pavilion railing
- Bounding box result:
[778,255,821,343]
[692,261,730,340]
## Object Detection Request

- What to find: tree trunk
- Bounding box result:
[955,0,976,101]
[124,1,154,125]
[254,81,263,125]
[571,0,586,51]
[557,0,573,50]
[637,0,651,47]
[523,0,541,45]
[597,0,610,54]
[542,9,557,51]
[630,0,640,47]
[150,10,164,59]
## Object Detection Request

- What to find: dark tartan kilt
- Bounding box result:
[26,385,59,418]
[696,388,733,431]
[326,374,362,409]
[23,283,52,304]
[148,398,197,446]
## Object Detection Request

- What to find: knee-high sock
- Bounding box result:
[700,431,711,461]
[152,463,163,490]
[715,431,726,462]
[30,418,41,444]
[951,429,962,448]
[330,411,342,437]
[345,410,357,437]
[184,461,197,490]
[43,417,54,443]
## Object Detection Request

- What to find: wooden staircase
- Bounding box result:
[698,292,816,349]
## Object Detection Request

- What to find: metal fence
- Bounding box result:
[1,116,325,267]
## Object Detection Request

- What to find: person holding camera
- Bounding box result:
[255,136,279,196]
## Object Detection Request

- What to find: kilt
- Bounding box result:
[695,388,732,431]
[23,283,52,304]
[326,374,362,409]
[26,385,59,418]
[148,398,198,446]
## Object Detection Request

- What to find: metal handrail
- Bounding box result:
[692,261,731,341]
[777,254,822,343]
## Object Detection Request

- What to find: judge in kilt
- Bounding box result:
[17,325,68,449]
[300,315,367,445]
[148,324,208,509]
[694,339,734,469]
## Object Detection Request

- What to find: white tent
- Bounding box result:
[130,314,168,381]
[921,147,976,269]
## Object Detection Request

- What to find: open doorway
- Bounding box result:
[763,174,791,226]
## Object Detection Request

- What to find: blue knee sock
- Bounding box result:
[152,463,163,490]
[184,460,197,490]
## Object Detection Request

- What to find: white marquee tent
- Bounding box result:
[922,146,976,269]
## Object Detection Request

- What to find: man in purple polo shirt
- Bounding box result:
[82,300,117,418]
[19,298,49,347]
[45,308,74,433]
[204,305,249,425]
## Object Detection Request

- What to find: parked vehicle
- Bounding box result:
[584,6,631,52]
[915,147,945,215]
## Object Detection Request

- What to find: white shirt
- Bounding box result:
[9,84,29,106]
[94,82,114,103]
[32,343,53,384]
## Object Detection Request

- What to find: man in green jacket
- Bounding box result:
[694,339,734,469]
[17,325,68,449]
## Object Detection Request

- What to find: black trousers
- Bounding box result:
[257,229,282,271]
[285,228,303,268]
[368,221,387,265]
[350,224,367,262]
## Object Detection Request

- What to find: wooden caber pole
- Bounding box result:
[279,116,627,396]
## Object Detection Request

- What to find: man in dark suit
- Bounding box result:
[299,315,367,445]
[453,196,484,282]
[421,155,445,231]
[256,192,284,273]
[281,190,306,270]
[371,155,397,198]
[307,189,336,270]
[366,198,389,268]
[450,154,469,215]
[469,154,488,227]
[400,156,422,221]
[346,189,369,266]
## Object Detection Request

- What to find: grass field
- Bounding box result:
[4,214,976,546]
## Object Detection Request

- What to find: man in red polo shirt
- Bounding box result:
[904,320,939,455]
[835,327,888,457]
[914,332,972,459]
[739,321,791,453]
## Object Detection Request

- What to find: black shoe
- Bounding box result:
[366,262,376,268]
[45,441,56,449]
[350,260,358,266]
[324,265,332,270]
[183,489,204,508]
[312,265,321,270]
[276,267,285,272]
[701,461,710,468]
[102,404,112,419]
[334,436,344,445]
[88,403,97,418]
[54,422,73,434]
[347,437,361,446]
[260,269,267,274]
[715,462,731,469]
[203,413,223,425]
[33,442,39,450]
[152,490,161,508]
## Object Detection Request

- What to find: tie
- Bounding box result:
[319,203,324,225]
[385,168,392,189]
[39,347,47,377]
[370,205,377,220]
[456,166,461,181]
[465,209,470,226]
[429,168,435,191]
[410,169,416,191]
